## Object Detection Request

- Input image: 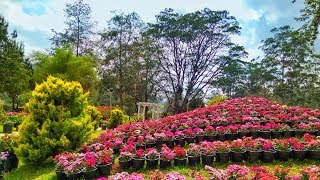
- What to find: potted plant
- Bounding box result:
[226,125,238,140]
[184,128,195,144]
[0,135,18,172]
[96,150,112,177]
[230,139,246,162]
[81,152,98,180]
[273,139,291,161]
[200,141,215,165]
[271,123,284,139]
[174,131,185,147]
[306,140,320,160]
[2,118,14,134]
[173,146,187,166]
[154,133,166,149]
[213,141,230,163]
[260,139,275,163]
[244,137,261,162]
[160,145,174,168]
[118,151,132,170]
[215,126,226,141]
[187,143,201,166]
[259,126,272,139]
[204,126,216,142]
[132,149,145,170]
[112,138,123,155]
[164,132,175,148]
[292,142,307,160]
[293,123,304,137]
[194,128,206,143]
[53,153,74,180]
[281,124,292,138]
[145,135,156,148]
[64,157,82,180]
[136,136,146,150]
[145,148,159,169]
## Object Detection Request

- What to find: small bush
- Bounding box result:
[0,102,6,123]
[97,106,113,120]
[108,108,125,129]
[15,76,94,164]
[86,105,103,129]
[207,95,227,106]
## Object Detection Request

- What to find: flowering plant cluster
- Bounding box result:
[0,151,9,163]
[187,143,201,156]
[161,145,175,161]
[173,146,186,159]
[213,141,229,153]
[200,141,216,155]
[146,148,159,160]
[230,139,244,152]
[134,149,145,159]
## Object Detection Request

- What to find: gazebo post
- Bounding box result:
[143,105,146,121]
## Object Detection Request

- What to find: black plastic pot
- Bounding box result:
[308,150,320,160]
[188,155,201,166]
[247,150,261,162]
[119,159,132,170]
[160,159,171,168]
[201,154,214,165]
[174,158,187,166]
[215,152,229,163]
[231,151,246,162]
[185,137,195,144]
[132,158,145,170]
[276,150,291,161]
[251,131,259,139]
[67,172,81,180]
[304,131,315,135]
[113,147,120,155]
[174,138,186,147]
[97,164,111,177]
[217,134,226,141]
[3,124,13,134]
[146,142,156,148]
[260,131,271,139]
[227,133,238,140]
[283,130,292,138]
[136,144,146,150]
[196,135,206,143]
[164,140,174,148]
[315,130,320,136]
[4,153,18,172]
[206,135,216,142]
[83,168,97,180]
[293,130,303,137]
[56,171,67,180]
[261,150,275,163]
[238,132,250,138]
[146,158,158,169]
[272,131,282,139]
[292,150,307,160]
[156,140,164,149]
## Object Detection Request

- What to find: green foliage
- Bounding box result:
[207,95,227,106]
[108,108,126,129]
[32,46,98,92]
[0,134,18,153]
[16,76,94,164]
[0,16,31,109]
[85,105,102,129]
[0,102,6,123]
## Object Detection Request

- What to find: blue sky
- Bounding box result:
[0,0,305,59]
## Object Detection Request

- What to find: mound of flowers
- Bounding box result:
[53,97,320,178]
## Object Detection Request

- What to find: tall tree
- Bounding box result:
[51,0,94,56]
[294,0,320,45]
[0,15,31,109]
[260,25,318,105]
[100,12,144,109]
[147,8,246,114]
[32,46,98,92]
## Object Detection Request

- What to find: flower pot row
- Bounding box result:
[56,164,112,180]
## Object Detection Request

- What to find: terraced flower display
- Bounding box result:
[53,97,320,179]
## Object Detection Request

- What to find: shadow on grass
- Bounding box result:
[4,163,56,180]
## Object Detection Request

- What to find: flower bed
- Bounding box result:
[53,97,320,178]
